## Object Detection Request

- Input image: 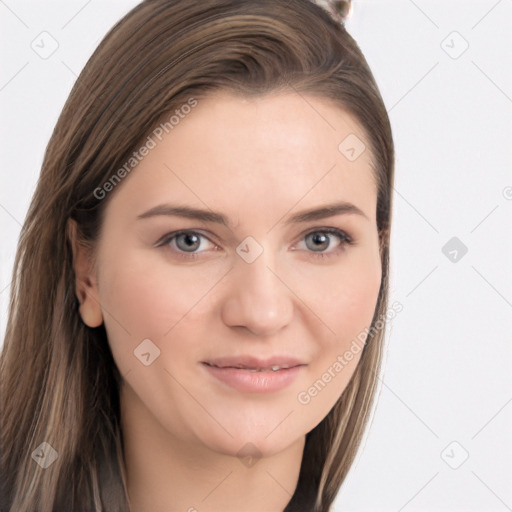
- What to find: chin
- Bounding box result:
[184,416,297,456]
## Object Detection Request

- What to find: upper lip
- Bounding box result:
[203,355,306,370]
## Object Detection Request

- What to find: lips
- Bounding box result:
[203,355,306,372]
[202,355,307,393]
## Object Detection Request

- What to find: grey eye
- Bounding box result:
[175,232,202,252]
[305,232,334,252]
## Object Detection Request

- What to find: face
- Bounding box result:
[78,91,382,459]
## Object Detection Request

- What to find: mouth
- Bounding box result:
[201,355,307,393]
[202,355,306,372]
[203,362,301,372]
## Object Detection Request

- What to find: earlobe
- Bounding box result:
[78,298,104,328]
[67,218,104,328]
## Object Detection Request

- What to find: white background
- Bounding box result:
[1,1,511,511]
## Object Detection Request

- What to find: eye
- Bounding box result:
[156,230,218,260]
[156,227,353,262]
[295,228,353,260]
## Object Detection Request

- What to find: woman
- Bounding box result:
[0,0,394,510]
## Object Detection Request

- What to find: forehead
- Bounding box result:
[104,91,377,224]
[178,90,374,169]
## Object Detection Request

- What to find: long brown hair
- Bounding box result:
[0,1,394,510]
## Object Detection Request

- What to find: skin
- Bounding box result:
[72,91,382,512]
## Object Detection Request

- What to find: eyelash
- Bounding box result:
[156,228,354,262]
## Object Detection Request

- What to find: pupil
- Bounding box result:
[179,233,199,251]
[309,233,329,251]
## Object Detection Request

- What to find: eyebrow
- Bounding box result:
[137,200,369,226]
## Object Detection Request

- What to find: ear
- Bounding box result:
[67,218,104,328]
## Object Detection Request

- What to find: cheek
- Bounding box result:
[294,256,381,428]
[295,250,382,344]
[332,265,381,341]
[95,252,207,378]
[303,250,380,370]
[99,250,221,338]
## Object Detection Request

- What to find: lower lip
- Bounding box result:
[202,363,305,393]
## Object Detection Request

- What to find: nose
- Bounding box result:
[220,248,294,337]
